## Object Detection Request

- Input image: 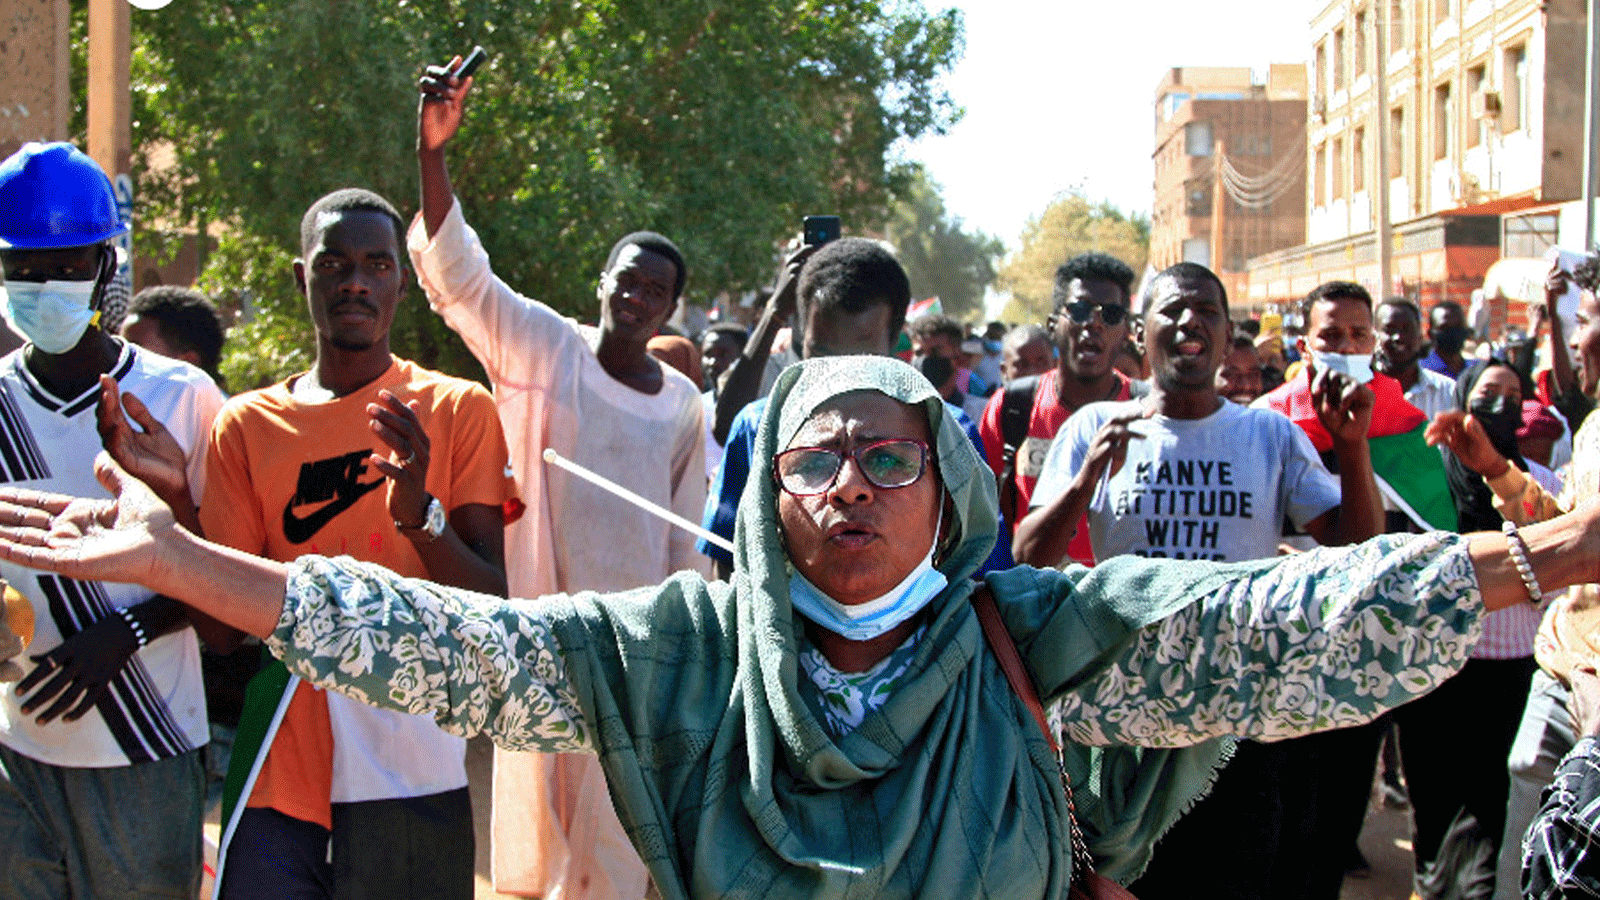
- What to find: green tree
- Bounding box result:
[883,166,1003,322]
[994,191,1149,325]
[121,0,963,385]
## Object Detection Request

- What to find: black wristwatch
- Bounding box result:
[396,495,446,543]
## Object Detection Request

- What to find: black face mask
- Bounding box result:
[912,354,955,390]
[1433,325,1472,355]
[1469,395,1522,443]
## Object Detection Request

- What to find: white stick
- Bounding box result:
[541,448,736,554]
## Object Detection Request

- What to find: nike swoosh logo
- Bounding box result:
[282,477,385,544]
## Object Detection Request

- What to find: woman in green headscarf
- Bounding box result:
[0,355,1595,899]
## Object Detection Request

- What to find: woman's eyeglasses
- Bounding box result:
[1062,301,1128,327]
[773,439,929,497]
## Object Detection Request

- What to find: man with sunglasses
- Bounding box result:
[979,252,1144,567]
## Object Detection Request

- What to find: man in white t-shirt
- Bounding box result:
[1016,262,1381,566]
[1016,262,1384,900]
[417,59,710,900]
[1376,296,1457,419]
[0,141,227,898]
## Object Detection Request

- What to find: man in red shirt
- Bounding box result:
[979,252,1142,566]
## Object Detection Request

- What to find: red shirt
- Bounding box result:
[980,369,1134,567]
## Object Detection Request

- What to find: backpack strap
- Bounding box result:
[997,375,1039,524]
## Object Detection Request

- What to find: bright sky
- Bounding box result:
[903,0,1316,251]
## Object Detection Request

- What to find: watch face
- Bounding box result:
[424,497,447,537]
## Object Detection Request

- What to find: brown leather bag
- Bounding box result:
[971,586,1140,900]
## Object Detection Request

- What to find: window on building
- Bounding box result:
[1435,0,1452,25]
[1389,0,1407,50]
[1187,185,1212,216]
[1355,9,1368,77]
[1315,42,1327,104]
[1434,81,1451,160]
[1503,212,1559,258]
[1315,142,1327,206]
[1333,28,1346,91]
[1390,105,1406,178]
[1466,64,1486,147]
[1354,126,1366,192]
[1504,45,1527,132]
[1332,137,1345,199]
[1186,121,1214,156]
[1182,237,1210,266]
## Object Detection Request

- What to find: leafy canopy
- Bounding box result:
[122,0,963,385]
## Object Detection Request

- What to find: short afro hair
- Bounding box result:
[1299,280,1372,324]
[126,285,227,381]
[1377,296,1422,326]
[1051,252,1135,312]
[1149,262,1230,318]
[908,313,964,349]
[300,188,407,258]
[606,232,687,301]
[699,321,749,349]
[794,237,910,348]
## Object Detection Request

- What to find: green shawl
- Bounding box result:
[542,356,1226,899]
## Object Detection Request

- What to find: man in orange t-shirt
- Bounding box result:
[204,189,514,900]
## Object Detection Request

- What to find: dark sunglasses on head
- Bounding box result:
[1062,301,1128,327]
[773,438,930,497]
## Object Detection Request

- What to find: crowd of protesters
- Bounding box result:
[1,55,1600,900]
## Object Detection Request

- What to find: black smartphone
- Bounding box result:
[453,46,488,80]
[802,215,840,247]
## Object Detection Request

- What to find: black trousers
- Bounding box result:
[1391,655,1536,872]
[1128,719,1387,900]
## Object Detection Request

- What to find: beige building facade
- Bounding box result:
[1249,0,1586,309]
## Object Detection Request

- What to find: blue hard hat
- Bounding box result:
[0,142,128,250]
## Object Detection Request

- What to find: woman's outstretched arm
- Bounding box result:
[0,453,289,638]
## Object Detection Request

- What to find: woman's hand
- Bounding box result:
[1426,410,1511,478]
[0,453,176,591]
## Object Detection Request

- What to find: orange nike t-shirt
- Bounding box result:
[201,358,514,829]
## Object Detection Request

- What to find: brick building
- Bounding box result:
[1150,66,1308,307]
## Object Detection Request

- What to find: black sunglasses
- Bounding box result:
[1062,301,1128,327]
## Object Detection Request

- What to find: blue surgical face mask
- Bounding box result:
[1309,349,1375,385]
[788,507,949,642]
[0,280,100,354]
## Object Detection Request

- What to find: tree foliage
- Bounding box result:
[122,0,963,384]
[883,166,1002,323]
[994,191,1149,326]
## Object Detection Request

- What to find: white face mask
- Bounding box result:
[1309,349,1375,385]
[0,280,99,354]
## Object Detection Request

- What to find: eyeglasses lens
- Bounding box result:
[1065,302,1127,327]
[776,440,927,495]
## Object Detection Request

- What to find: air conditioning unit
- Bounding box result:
[1471,89,1502,119]
[1311,95,1326,124]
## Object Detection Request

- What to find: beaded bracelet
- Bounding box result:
[1502,520,1544,604]
[117,606,149,648]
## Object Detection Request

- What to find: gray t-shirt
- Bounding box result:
[1032,399,1341,562]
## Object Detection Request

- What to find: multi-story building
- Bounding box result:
[1150,66,1308,306]
[1249,0,1585,316]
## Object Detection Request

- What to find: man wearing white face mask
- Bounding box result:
[1257,281,1460,536]
[0,141,227,898]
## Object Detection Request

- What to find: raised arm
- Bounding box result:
[417,55,471,240]
[713,244,813,444]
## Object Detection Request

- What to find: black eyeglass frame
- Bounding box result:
[772,438,932,497]
[1062,300,1129,327]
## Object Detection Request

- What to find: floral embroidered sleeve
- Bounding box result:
[1056,533,1482,748]
[267,556,591,752]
